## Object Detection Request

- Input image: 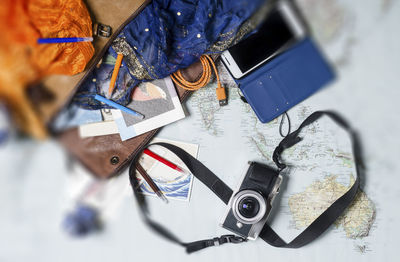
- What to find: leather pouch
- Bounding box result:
[234,38,335,123]
[43,0,206,178]
[57,61,204,178]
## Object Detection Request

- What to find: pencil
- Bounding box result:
[143,148,188,174]
[93,94,144,119]
[37,37,93,44]
[108,53,124,97]
[136,162,168,203]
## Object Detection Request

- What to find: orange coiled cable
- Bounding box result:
[170,55,227,104]
[171,55,223,91]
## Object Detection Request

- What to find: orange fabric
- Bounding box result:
[0,0,94,139]
[29,0,95,76]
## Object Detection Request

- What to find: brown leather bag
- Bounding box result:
[42,0,207,179]
[57,62,204,179]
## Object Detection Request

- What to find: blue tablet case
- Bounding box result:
[234,38,335,123]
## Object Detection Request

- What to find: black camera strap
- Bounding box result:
[129,142,243,253]
[262,111,364,248]
[128,111,364,253]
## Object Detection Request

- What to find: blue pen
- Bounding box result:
[93,95,144,119]
[37,37,94,44]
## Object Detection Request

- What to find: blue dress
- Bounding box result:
[73,0,270,109]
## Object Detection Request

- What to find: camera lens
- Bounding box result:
[232,190,268,224]
[238,197,260,218]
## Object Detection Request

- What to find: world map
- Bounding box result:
[188,82,376,250]
[181,0,388,252]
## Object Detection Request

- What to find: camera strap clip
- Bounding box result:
[220,234,247,244]
[186,235,246,253]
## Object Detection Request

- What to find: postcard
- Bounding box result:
[112,77,185,141]
[135,138,199,201]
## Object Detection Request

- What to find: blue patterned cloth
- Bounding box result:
[63,204,101,237]
[73,0,269,109]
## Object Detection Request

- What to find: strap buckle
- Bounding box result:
[94,23,112,38]
[219,234,246,244]
[213,237,220,246]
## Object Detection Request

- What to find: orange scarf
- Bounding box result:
[0,0,94,138]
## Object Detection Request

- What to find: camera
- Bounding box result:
[221,162,282,240]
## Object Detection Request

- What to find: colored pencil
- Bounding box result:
[37,37,93,44]
[108,53,124,97]
[143,148,188,174]
[136,162,168,203]
[93,94,144,119]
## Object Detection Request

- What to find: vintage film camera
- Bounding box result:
[221,162,282,240]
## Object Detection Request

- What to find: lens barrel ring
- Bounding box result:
[232,190,267,225]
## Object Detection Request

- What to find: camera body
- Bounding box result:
[221,162,282,240]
